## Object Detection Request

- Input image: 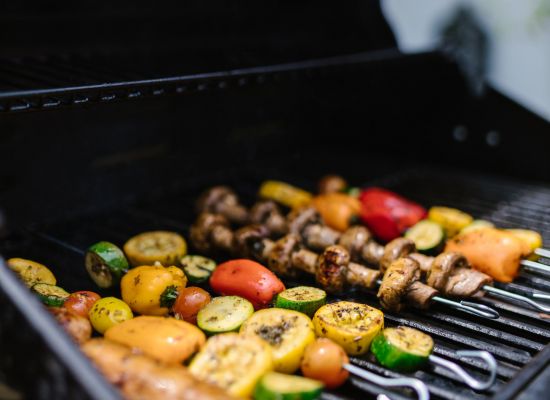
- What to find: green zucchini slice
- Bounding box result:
[197,296,253,335]
[180,255,217,283]
[275,286,326,317]
[85,241,129,288]
[404,220,445,254]
[370,326,434,372]
[32,283,70,307]
[254,372,323,400]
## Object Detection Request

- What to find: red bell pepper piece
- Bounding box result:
[359,187,427,242]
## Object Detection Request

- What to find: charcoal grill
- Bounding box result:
[1,2,549,399]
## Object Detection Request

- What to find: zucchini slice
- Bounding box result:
[313,301,384,355]
[370,326,434,372]
[189,333,273,398]
[404,220,445,254]
[86,241,129,288]
[180,255,216,284]
[7,258,56,287]
[123,231,187,267]
[254,372,323,400]
[275,286,326,317]
[240,308,315,374]
[197,296,253,335]
[32,283,70,307]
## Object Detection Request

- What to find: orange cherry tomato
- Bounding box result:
[172,286,211,324]
[209,259,285,310]
[301,338,349,389]
[63,291,101,319]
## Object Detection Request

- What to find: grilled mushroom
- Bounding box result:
[408,253,435,274]
[318,174,348,194]
[287,207,323,236]
[379,238,416,273]
[377,258,421,312]
[232,224,270,259]
[190,213,233,253]
[287,207,341,250]
[338,225,371,261]
[266,234,301,277]
[316,245,350,294]
[361,240,385,265]
[249,200,288,236]
[196,186,248,225]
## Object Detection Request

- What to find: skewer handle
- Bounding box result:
[520,259,550,275]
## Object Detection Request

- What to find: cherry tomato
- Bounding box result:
[209,259,285,309]
[172,286,211,324]
[63,291,101,318]
[301,338,349,389]
[89,297,133,334]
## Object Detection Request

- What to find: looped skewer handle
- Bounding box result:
[343,363,430,400]
[431,296,500,319]
[428,350,497,391]
[483,285,550,313]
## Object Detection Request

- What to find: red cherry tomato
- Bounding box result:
[172,286,211,324]
[301,338,350,389]
[63,291,101,319]
[209,259,285,309]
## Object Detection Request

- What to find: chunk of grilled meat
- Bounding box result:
[49,307,91,345]
[83,339,235,400]
[377,258,421,312]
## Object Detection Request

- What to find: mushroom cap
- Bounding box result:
[233,224,270,259]
[250,200,279,223]
[377,257,421,312]
[316,245,350,294]
[190,212,230,253]
[267,234,301,277]
[379,238,416,273]
[195,186,237,214]
[287,207,323,236]
[427,252,471,291]
[338,226,372,261]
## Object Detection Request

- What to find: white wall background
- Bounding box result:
[382,0,550,121]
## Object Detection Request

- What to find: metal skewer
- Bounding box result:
[483,285,550,313]
[520,259,550,275]
[534,248,550,259]
[344,363,430,400]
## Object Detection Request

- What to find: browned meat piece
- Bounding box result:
[361,241,385,265]
[318,175,348,194]
[267,234,301,277]
[250,200,288,236]
[408,253,434,274]
[196,186,248,225]
[346,262,381,289]
[338,226,371,261]
[316,245,349,293]
[290,248,318,275]
[303,224,341,251]
[190,213,233,253]
[379,238,416,273]
[232,224,270,259]
[377,258,421,312]
[49,307,91,345]
[405,281,438,309]
[83,339,235,400]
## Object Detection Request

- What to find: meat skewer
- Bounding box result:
[190,214,499,319]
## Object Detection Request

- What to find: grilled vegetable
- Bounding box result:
[85,241,129,288]
[49,307,92,345]
[275,286,327,317]
[173,286,211,324]
[210,259,285,310]
[404,219,445,254]
[318,174,348,195]
[121,264,187,316]
[123,231,187,267]
[371,326,434,372]
[254,372,323,400]
[32,283,70,307]
[197,296,253,335]
[313,301,384,355]
[311,193,361,232]
[445,227,531,282]
[359,188,427,242]
[259,180,312,209]
[105,315,205,364]
[7,258,56,287]
[63,291,101,318]
[89,297,133,334]
[506,229,543,252]
[83,339,235,400]
[240,308,315,373]
[460,220,494,234]
[428,206,473,238]
[301,338,349,389]
[180,255,217,283]
[189,333,273,398]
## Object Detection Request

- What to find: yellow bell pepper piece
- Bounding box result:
[505,229,543,253]
[7,258,56,287]
[121,265,187,316]
[428,206,473,238]
[259,180,312,209]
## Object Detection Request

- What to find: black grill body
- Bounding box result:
[1,2,550,399]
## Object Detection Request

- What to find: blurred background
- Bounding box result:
[383,0,550,121]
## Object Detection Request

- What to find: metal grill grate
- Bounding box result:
[2,168,550,399]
